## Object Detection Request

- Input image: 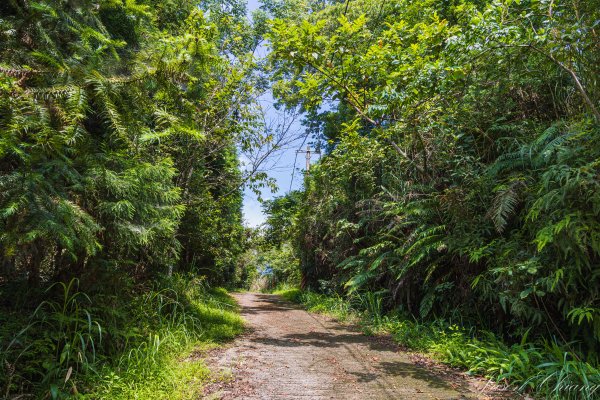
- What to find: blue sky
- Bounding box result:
[241,0,316,227]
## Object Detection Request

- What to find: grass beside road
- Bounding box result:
[88,285,244,399]
[1,275,244,399]
[273,288,600,400]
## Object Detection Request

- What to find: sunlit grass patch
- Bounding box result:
[86,283,244,399]
[273,287,302,303]
[91,345,214,400]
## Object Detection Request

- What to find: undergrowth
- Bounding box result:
[0,274,243,399]
[275,288,600,400]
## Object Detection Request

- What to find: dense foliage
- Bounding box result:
[0,0,262,283]
[0,0,264,397]
[263,0,600,397]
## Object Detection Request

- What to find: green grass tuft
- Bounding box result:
[273,287,302,303]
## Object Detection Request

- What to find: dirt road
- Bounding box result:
[205,293,509,399]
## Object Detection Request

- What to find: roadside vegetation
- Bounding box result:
[1,274,243,399]
[275,288,599,399]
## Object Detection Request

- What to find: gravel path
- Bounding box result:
[204,293,511,400]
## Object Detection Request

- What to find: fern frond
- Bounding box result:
[487,180,523,233]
